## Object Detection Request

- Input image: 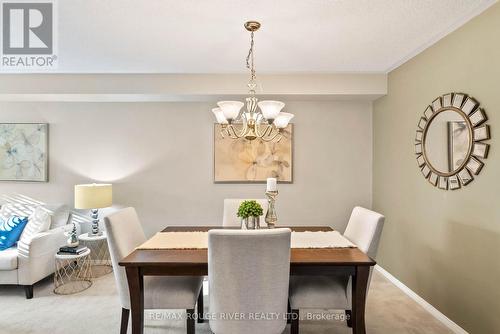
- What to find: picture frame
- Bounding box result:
[0,123,49,182]
[213,123,293,183]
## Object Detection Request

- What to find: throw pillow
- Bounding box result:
[19,206,51,245]
[0,215,29,250]
[43,204,70,229]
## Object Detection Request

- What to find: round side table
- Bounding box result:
[54,249,93,295]
[78,232,113,278]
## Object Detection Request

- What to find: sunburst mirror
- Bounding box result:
[415,93,490,190]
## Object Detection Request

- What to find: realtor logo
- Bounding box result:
[1,1,57,69]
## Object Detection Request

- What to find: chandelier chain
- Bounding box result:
[246,31,256,84]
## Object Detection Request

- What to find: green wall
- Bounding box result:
[373,3,500,333]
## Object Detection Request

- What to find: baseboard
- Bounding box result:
[374,265,468,334]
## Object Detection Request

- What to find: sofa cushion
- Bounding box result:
[43,204,70,229]
[0,216,29,250]
[1,202,71,230]
[19,206,51,245]
[0,246,18,270]
[0,203,33,218]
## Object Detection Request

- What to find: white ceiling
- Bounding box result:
[14,0,499,73]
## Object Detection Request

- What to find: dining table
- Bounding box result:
[119,226,376,334]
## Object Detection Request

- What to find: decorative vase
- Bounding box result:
[66,237,79,247]
[66,223,79,247]
[241,218,248,229]
[241,216,260,230]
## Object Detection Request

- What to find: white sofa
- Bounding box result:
[0,197,76,299]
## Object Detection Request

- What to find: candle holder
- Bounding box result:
[265,190,278,228]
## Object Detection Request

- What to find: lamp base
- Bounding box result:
[88,209,103,237]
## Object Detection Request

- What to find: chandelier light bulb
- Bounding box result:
[217,101,244,121]
[212,108,228,124]
[274,112,295,129]
[258,100,285,121]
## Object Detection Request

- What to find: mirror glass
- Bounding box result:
[424,109,471,174]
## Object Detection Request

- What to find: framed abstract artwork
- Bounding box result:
[214,124,293,183]
[0,123,48,182]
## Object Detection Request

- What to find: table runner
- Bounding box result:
[136,231,356,250]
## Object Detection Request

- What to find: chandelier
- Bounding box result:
[211,21,294,142]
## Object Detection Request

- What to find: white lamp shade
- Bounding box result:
[212,108,228,124]
[273,112,294,129]
[258,100,285,120]
[75,184,112,209]
[217,101,244,120]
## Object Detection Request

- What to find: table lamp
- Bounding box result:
[74,183,112,237]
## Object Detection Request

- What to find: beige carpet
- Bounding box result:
[0,270,453,334]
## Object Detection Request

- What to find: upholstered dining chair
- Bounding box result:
[208,228,291,334]
[104,207,204,334]
[222,199,268,227]
[289,206,385,333]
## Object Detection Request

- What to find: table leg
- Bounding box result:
[126,267,144,334]
[351,266,369,334]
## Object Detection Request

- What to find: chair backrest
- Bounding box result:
[104,207,147,310]
[208,229,291,334]
[344,206,385,259]
[222,199,268,227]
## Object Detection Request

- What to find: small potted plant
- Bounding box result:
[237,200,264,229]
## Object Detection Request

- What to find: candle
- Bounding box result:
[266,178,277,192]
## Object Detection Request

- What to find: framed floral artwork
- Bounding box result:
[214,124,293,183]
[0,123,48,182]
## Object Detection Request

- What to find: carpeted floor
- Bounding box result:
[0,269,453,334]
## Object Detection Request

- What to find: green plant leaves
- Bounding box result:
[237,200,264,218]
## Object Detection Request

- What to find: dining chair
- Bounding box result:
[104,207,204,334]
[208,228,291,334]
[288,206,385,333]
[222,198,268,227]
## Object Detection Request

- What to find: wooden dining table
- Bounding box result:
[119,226,376,334]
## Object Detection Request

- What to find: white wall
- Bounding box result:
[0,100,372,236]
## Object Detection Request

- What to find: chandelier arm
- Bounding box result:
[228,125,238,139]
[254,122,266,138]
[229,124,244,139]
[260,129,282,142]
[265,125,275,137]
[262,124,275,138]
[221,124,233,138]
[235,126,246,138]
[233,114,249,138]
[225,125,235,139]
[259,127,275,141]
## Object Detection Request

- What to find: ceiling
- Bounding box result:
[10,0,498,73]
